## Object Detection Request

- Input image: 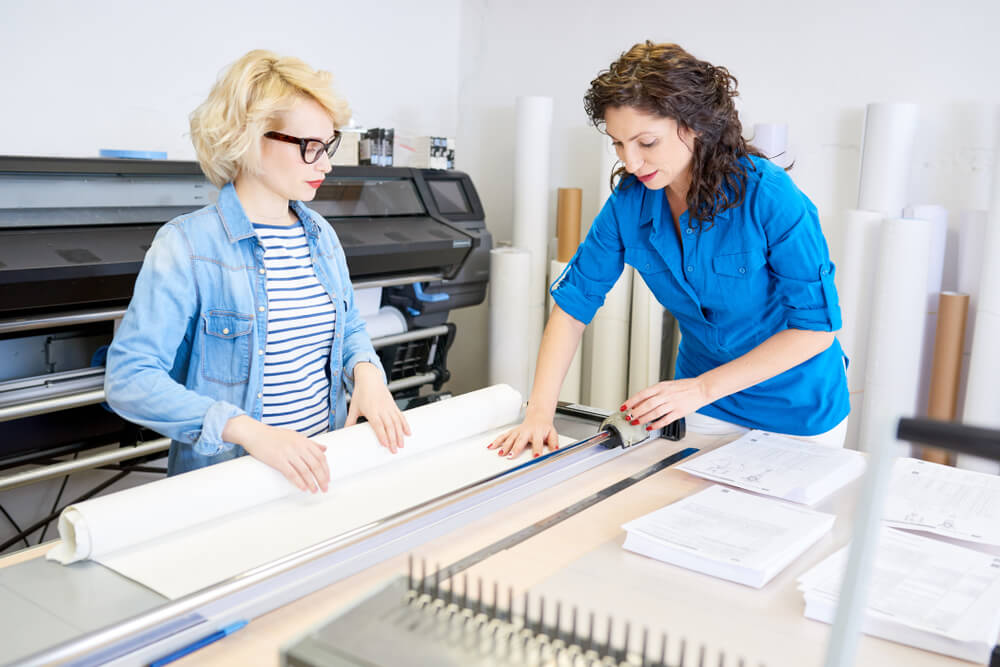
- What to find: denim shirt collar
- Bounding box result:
[216,183,320,243]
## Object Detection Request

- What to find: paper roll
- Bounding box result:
[903,204,949,418]
[353,287,382,318]
[923,292,969,464]
[752,122,793,168]
[955,210,988,418]
[959,120,1000,473]
[362,305,408,339]
[858,218,931,456]
[627,274,664,397]
[857,103,919,217]
[48,385,524,565]
[548,259,582,403]
[837,209,885,391]
[583,268,632,410]
[511,96,553,384]
[836,209,884,449]
[556,188,582,263]
[488,248,532,398]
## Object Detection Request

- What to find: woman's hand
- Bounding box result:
[345,362,411,453]
[622,377,711,430]
[486,406,560,459]
[225,415,331,493]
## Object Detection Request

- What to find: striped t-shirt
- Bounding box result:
[254,221,336,437]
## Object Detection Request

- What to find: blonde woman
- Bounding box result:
[106,50,409,492]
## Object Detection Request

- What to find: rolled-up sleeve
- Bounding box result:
[550,194,626,325]
[758,171,842,332]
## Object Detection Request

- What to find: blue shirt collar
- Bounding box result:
[216,182,320,243]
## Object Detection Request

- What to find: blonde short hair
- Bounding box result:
[189,50,350,188]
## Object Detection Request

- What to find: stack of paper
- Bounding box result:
[884,457,1000,548]
[676,430,865,505]
[797,528,1000,663]
[622,485,835,588]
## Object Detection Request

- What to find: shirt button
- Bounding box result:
[257,392,263,399]
[685,228,693,235]
[222,328,229,335]
[258,306,265,312]
[259,268,265,275]
[738,267,746,274]
[645,263,651,270]
[258,349,264,355]
[686,266,693,273]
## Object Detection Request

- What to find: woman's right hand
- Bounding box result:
[486,408,560,459]
[224,415,330,493]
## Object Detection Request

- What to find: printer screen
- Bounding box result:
[312,178,425,218]
[427,179,471,215]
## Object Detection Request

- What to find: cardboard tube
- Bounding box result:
[923,292,970,464]
[556,188,582,262]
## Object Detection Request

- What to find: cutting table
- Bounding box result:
[0,409,984,667]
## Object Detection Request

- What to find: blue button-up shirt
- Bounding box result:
[105,183,384,474]
[551,156,849,435]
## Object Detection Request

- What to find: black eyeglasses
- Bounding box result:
[264,130,342,164]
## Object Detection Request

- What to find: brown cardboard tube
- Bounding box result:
[556,188,582,262]
[922,291,970,465]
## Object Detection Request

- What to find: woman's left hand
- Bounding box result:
[622,377,711,430]
[345,362,412,453]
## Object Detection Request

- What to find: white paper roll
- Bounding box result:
[836,209,885,393]
[752,122,793,168]
[511,96,553,383]
[362,305,408,339]
[353,287,382,317]
[903,204,949,416]
[48,384,524,565]
[955,210,989,418]
[548,259,582,403]
[960,308,1000,473]
[488,248,532,398]
[584,268,632,410]
[627,274,664,397]
[959,123,1000,473]
[858,218,931,457]
[857,103,919,218]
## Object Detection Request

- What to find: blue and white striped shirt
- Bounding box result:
[254,221,336,437]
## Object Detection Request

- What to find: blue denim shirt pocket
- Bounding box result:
[201,309,253,385]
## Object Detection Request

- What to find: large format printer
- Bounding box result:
[0,156,491,492]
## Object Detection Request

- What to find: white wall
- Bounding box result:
[446,0,1000,396]
[0,0,462,554]
[0,0,460,158]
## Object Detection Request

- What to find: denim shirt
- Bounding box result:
[105,183,384,474]
[551,156,849,436]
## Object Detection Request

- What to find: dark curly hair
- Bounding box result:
[584,41,766,227]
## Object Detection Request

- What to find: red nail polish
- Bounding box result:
[533,453,539,458]
[630,419,639,426]
[620,404,627,412]
[646,425,653,431]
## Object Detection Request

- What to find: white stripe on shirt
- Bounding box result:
[254,221,336,437]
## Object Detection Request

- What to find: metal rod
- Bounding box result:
[371,325,450,350]
[0,389,108,422]
[352,273,443,290]
[0,307,126,335]
[386,373,439,393]
[0,439,170,492]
